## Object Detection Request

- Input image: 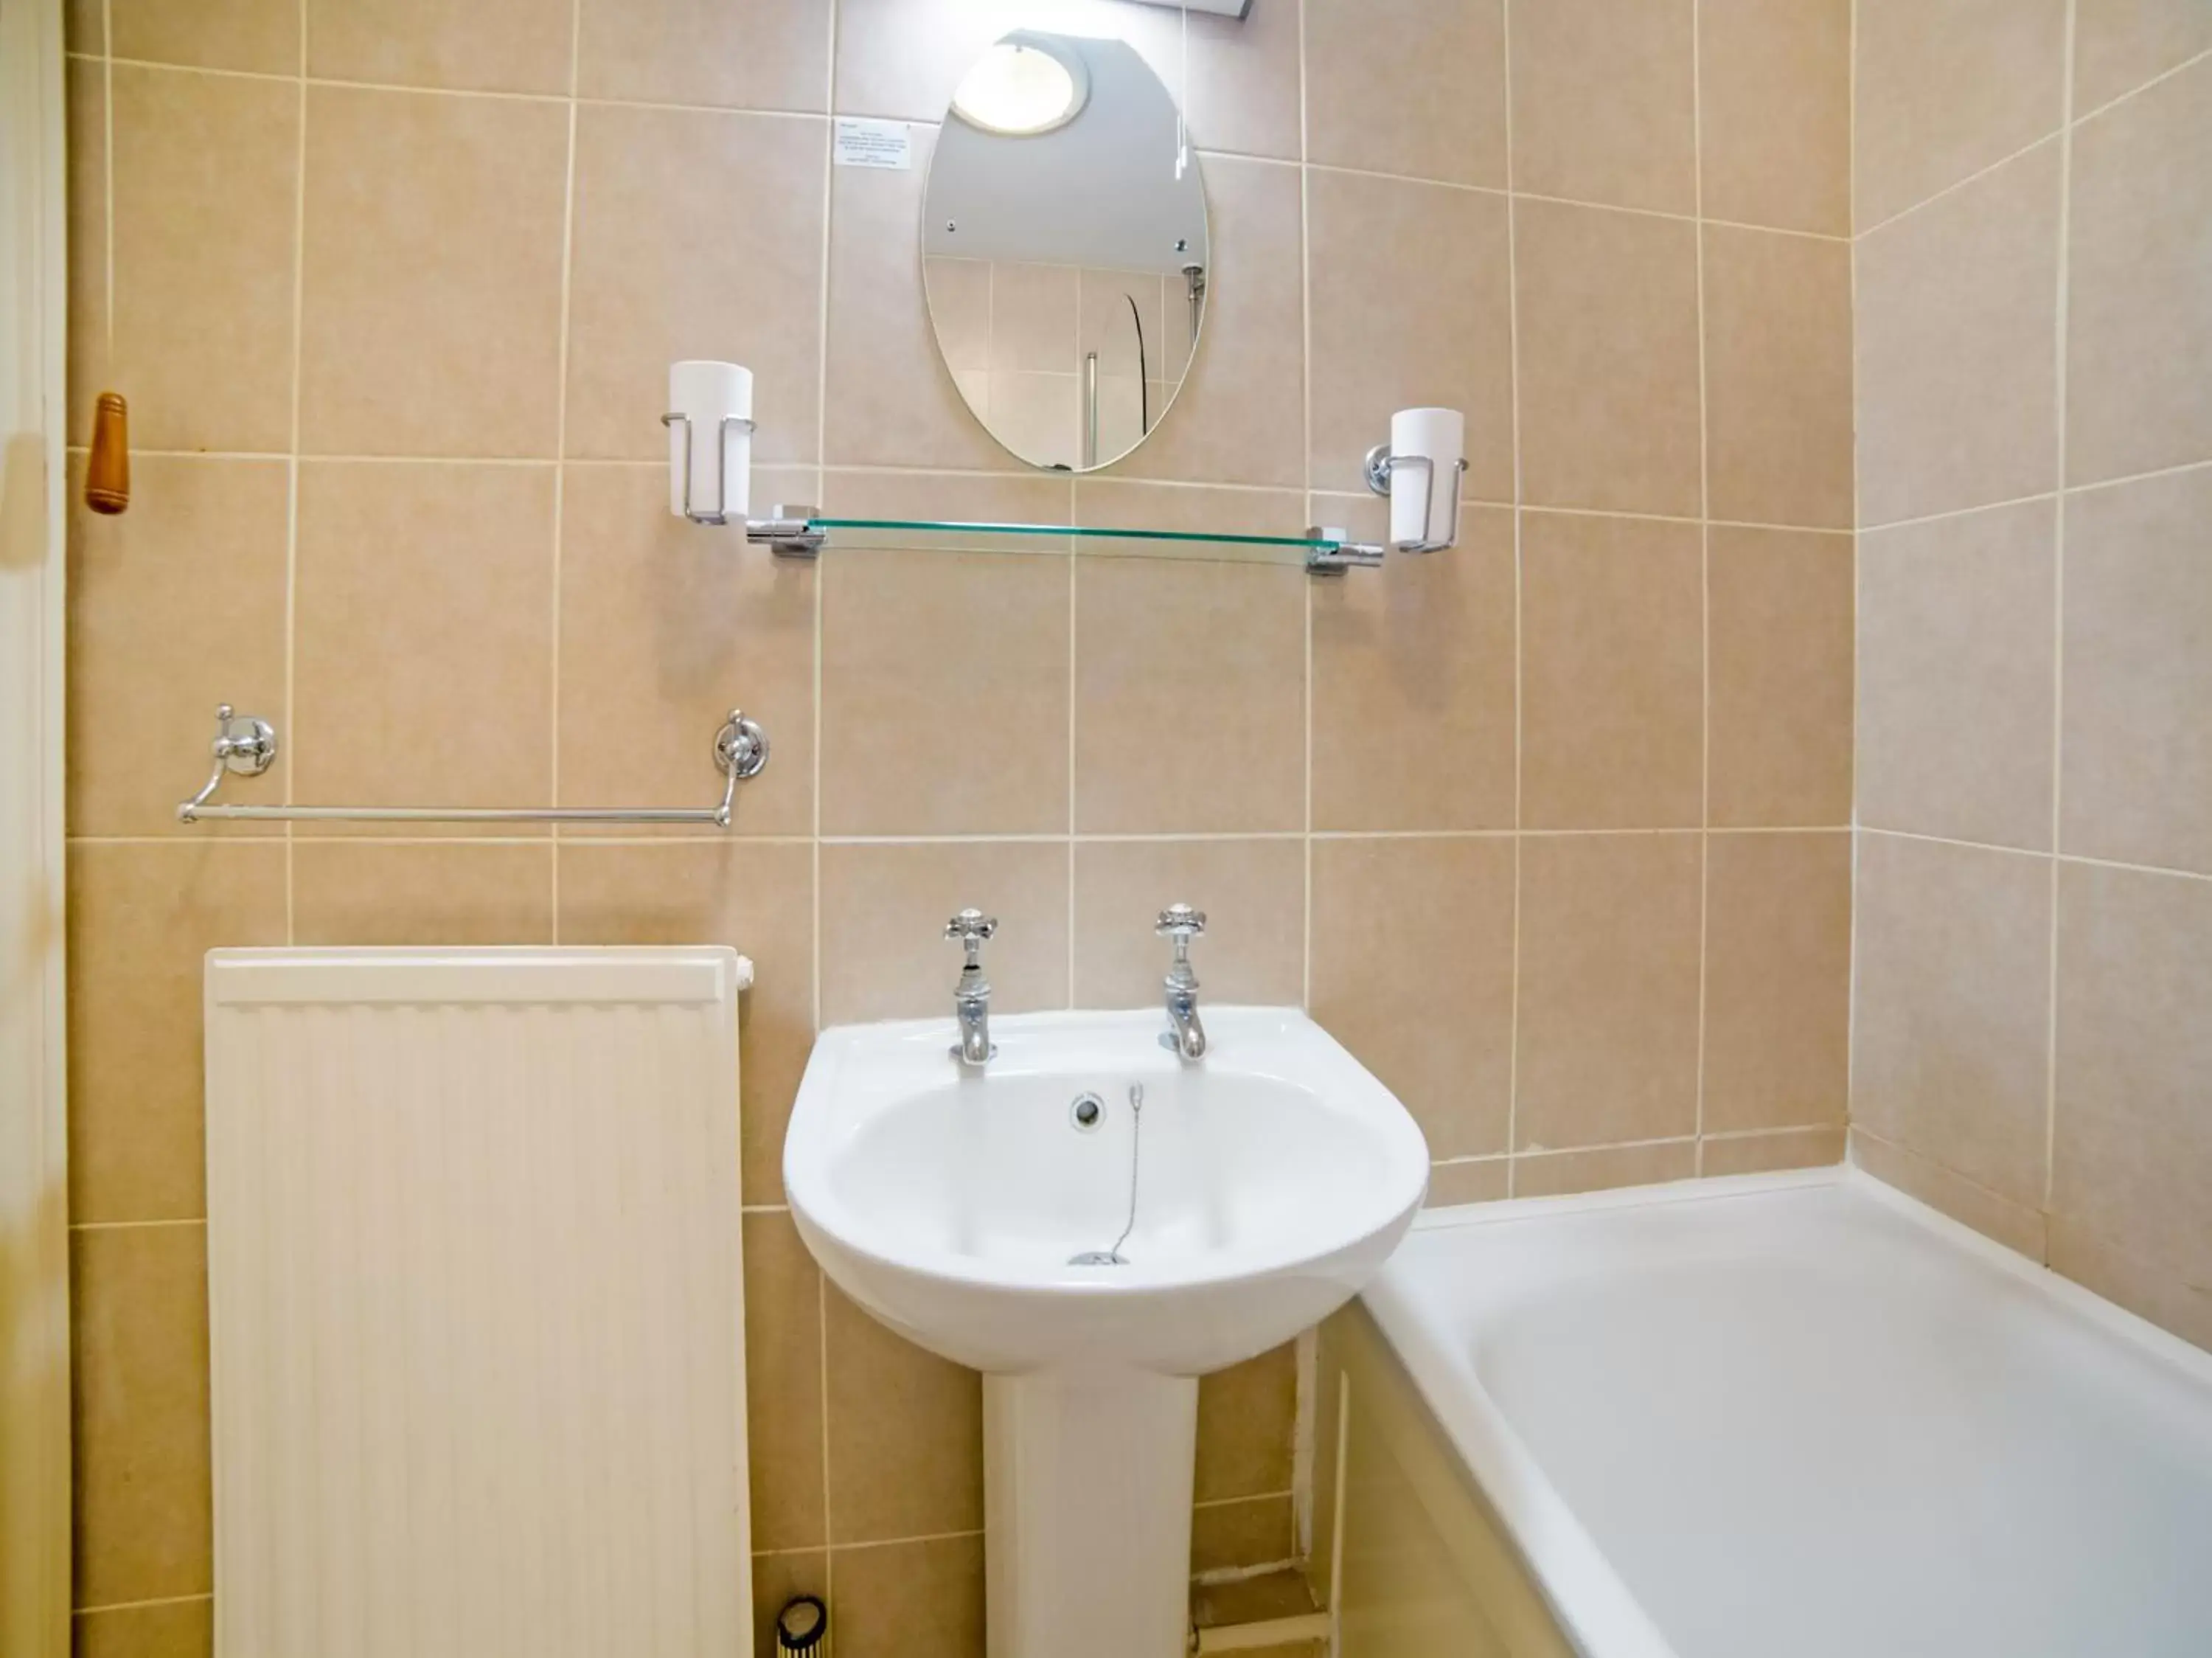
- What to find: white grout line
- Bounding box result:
[245,451,563,467]
[1326,1378,1350,1654]
[98,0,113,358]
[2068,41,2212,130]
[281,0,306,947]
[1853,129,2065,243]
[1707,516,1852,536]
[2042,0,2080,1213]
[1698,212,1849,245]
[70,826,1843,850]
[813,0,836,1603]
[1846,0,1863,1117]
[568,94,826,124]
[1848,1125,2048,1222]
[66,1217,206,1233]
[810,35,832,1046]
[1192,1489,1296,1510]
[80,59,836,117]
[1290,158,1846,246]
[1701,1124,1848,1143]
[1190,1558,1305,1591]
[754,1527,987,1559]
[2062,454,2212,497]
[546,0,582,942]
[1302,157,1506,195]
[1292,0,1320,1567]
[1512,183,1846,241]
[1691,0,1712,1179]
[1858,486,2061,535]
[1060,263,1079,1001]
[1859,826,2212,885]
[1846,0,1860,236]
[1065,471,1078,1007]
[1297,0,1314,1019]
[70,833,783,847]
[1517,1135,1700,1159]
[72,1592,216,1617]
[1501,0,1523,1198]
[60,1124,1838,1240]
[1854,823,2053,861]
[76,447,295,460]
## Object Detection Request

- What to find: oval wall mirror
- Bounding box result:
[922,30,1211,474]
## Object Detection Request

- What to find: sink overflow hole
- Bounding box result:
[1069,1092,1105,1131]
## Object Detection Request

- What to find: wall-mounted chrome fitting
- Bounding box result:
[662,411,755,526]
[1363,445,1469,555]
[745,504,827,559]
[666,360,755,524]
[1304,526,1385,575]
[1307,406,1470,575]
[665,361,827,553]
[175,704,768,827]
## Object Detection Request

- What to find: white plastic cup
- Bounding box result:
[1388,406,1465,551]
[668,361,754,521]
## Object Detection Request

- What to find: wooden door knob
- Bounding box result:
[85,391,130,515]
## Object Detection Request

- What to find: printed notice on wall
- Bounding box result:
[833,119,913,170]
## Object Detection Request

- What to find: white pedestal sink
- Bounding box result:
[784,1007,1430,1658]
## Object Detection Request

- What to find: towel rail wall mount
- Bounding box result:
[178,704,769,828]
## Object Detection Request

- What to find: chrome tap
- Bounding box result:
[945,909,998,1068]
[1156,904,1208,1061]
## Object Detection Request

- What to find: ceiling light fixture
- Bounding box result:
[950,34,1090,136]
[1121,0,1251,17]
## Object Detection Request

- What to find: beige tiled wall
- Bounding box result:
[62,0,1853,1651]
[1850,0,2212,1349]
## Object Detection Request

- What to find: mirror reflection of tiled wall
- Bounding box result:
[926,256,1197,469]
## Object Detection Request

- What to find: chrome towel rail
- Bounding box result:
[176,704,769,828]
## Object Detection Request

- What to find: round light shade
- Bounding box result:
[950,37,1089,137]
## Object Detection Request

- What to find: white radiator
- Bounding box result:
[203,948,754,1658]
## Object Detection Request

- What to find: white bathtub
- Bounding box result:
[1344,1167,2212,1658]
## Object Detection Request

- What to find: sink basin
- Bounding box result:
[785,1005,1429,1374]
[784,1005,1429,1658]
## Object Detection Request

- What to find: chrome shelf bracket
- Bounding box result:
[743,504,827,559]
[1304,527,1387,576]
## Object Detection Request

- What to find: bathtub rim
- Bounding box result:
[1359,1162,2212,1658]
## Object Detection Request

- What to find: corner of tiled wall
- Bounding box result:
[1848,0,2212,1350]
[61,1,1863,1652]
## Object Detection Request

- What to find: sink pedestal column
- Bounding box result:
[982,1369,1197,1658]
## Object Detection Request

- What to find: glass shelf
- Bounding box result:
[740,510,1388,571]
[744,511,1354,566]
[807,516,1344,551]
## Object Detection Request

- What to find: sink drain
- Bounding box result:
[1067,1250,1125,1266]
